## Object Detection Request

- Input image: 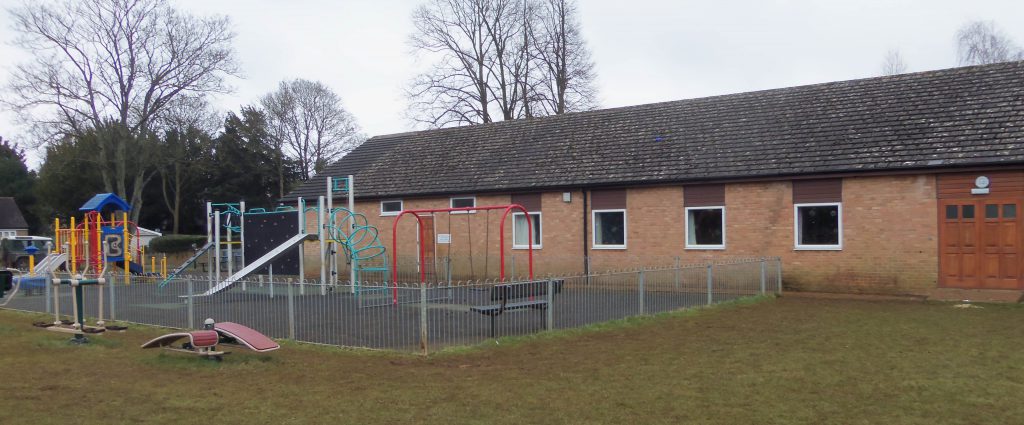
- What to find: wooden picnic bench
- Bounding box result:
[470,279,564,337]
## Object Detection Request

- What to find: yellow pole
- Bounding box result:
[95,214,101,269]
[53,218,60,254]
[28,254,34,275]
[161,255,167,277]
[123,212,130,285]
[150,255,155,276]
[70,216,77,275]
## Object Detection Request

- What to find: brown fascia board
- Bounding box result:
[278,161,1024,205]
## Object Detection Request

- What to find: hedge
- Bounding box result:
[149,235,208,253]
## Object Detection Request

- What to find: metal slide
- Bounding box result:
[32,253,67,275]
[199,233,316,296]
[158,241,214,288]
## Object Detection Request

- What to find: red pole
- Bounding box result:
[392,205,535,288]
[391,211,427,305]
[498,205,533,281]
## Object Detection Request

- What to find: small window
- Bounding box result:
[1004,204,1017,219]
[593,209,626,249]
[380,200,403,216]
[985,204,999,219]
[512,212,542,249]
[962,205,975,219]
[686,207,725,249]
[945,205,958,219]
[795,203,841,250]
[450,196,476,213]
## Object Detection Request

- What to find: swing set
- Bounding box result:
[390,204,535,305]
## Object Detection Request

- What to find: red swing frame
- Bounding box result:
[390,204,535,302]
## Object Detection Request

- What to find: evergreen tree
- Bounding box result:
[0,136,40,233]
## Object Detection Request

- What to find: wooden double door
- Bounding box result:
[939,199,1023,289]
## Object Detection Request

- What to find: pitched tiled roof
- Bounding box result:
[0,197,28,229]
[286,61,1024,201]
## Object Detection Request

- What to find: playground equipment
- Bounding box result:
[29,243,123,343]
[319,176,389,293]
[141,318,280,360]
[167,175,388,297]
[390,204,535,304]
[51,193,165,284]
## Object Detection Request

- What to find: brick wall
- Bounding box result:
[298,174,940,294]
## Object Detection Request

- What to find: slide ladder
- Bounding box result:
[158,241,214,288]
[326,208,388,286]
[198,233,316,296]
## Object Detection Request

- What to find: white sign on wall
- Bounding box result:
[437,234,451,244]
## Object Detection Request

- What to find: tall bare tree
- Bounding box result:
[407,0,597,127]
[880,49,908,76]
[3,0,238,222]
[529,0,597,115]
[956,20,1024,66]
[261,79,363,188]
[408,0,498,127]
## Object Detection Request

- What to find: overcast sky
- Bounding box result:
[1,0,1023,168]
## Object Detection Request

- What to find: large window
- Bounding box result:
[686,207,725,249]
[593,209,626,249]
[795,203,842,249]
[380,200,403,216]
[512,212,542,249]
[450,196,476,213]
[0,230,15,239]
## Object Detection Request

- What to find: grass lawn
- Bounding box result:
[2,297,1023,424]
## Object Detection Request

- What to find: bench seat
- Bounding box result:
[470,299,548,316]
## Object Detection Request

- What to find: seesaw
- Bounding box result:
[141,319,279,360]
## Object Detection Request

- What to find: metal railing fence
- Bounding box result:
[2,257,781,354]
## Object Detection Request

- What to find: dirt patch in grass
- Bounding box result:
[1,298,1023,424]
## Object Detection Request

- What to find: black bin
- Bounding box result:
[0,269,12,297]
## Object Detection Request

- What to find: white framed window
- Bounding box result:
[685,206,725,249]
[592,209,627,249]
[512,212,542,249]
[794,202,842,250]
[0,230,14,239]
[380,200,403,216]
[450,196,476,213]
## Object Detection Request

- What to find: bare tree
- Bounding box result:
[956,20,1024,66]
[529,0,597,115]
[880,49,908,76]
[406,0,597,127]
[4,0,238,222]
[261,79,363,188]
[408,0,496,127]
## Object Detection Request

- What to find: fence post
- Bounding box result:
[776,258,783,295]
[445,256,452,286]
[269,266,275,299]
[287,278,296,340]
[546,278,554,331]
[674,256,680,290]
[108,275,116,321]
[420,284,428,356]
[187,277,194,330]
[760,258,767,295]
[638,270,645,315]
[45,278,52,314]
[706,263,713,306]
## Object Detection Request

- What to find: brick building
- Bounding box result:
[286,62,1024,296]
